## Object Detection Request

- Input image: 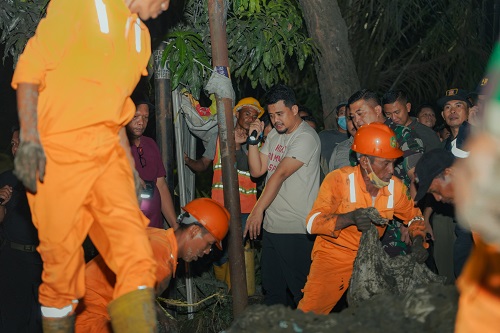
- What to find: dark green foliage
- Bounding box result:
[339,0,493,103]
[227,0,318,89]
[160,0,317,99]
[160,30,212,99]
[0,0,48,66]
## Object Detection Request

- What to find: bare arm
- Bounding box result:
[14,83,46,192]
[248,146,268,177]
[17,83,40,142]
[247,119,267,177]
[244,157,303,239]
[184,154,212,173]
[156,177,179,230]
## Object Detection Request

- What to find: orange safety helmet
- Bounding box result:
[181,198,230,250]
[351,122,403,159]
[233,97,265,118]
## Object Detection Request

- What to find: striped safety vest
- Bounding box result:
[211,140,257,213]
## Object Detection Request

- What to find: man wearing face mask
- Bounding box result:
[347,89,424,259]
[328,111,357,172]
[298,123,427,315]
[318,102,349,179]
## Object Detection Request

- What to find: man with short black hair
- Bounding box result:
[382,90,441,152]
[416,104,438,129]
[348,89,425,257]
[126,92,178,230]
[245,84,320,307]
[348,89,423,189]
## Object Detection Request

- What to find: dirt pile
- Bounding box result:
[227,283,458,333]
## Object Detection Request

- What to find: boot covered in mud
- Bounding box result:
[42,314,75,333]
[108,288,158,333]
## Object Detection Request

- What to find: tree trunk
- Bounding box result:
[298,0,360,129]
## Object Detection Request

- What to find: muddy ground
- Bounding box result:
[155,232,458,333]
[226,283,458,333]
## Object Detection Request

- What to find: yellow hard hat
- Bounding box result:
[233,97,265,118]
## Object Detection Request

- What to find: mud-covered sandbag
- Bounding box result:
[347,225,445,306]
[228,284,458,333]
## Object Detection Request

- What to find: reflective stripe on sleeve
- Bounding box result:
[306,212,321,234]
[94,0,109,34]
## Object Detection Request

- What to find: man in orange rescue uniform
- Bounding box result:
[75,198,230,333]
[11,0,171,332]
[297,123,428,314]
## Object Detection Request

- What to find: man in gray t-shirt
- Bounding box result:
[244,84,320,307]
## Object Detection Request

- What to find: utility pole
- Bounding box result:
[154,42,175,194]
[207,0,248,317]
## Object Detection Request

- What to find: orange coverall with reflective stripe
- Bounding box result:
[11,0,156,308]
[75,228,178,333]
[297,166,425,314]
[455,236,500,333]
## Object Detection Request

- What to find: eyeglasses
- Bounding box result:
[137,146,146,168]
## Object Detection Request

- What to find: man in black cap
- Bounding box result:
[468,77,489,126]
[415,148,473,279]
[415,148,456,204]
[437,88,472,158]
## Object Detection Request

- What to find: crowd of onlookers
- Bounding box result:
[2,0,491,331]
[0,76,488,331]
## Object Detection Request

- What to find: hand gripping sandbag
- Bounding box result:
[347,225,446,306]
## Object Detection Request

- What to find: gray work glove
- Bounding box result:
[14,141,46,193]
[411,236,429,264]
[349,208,373,232]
